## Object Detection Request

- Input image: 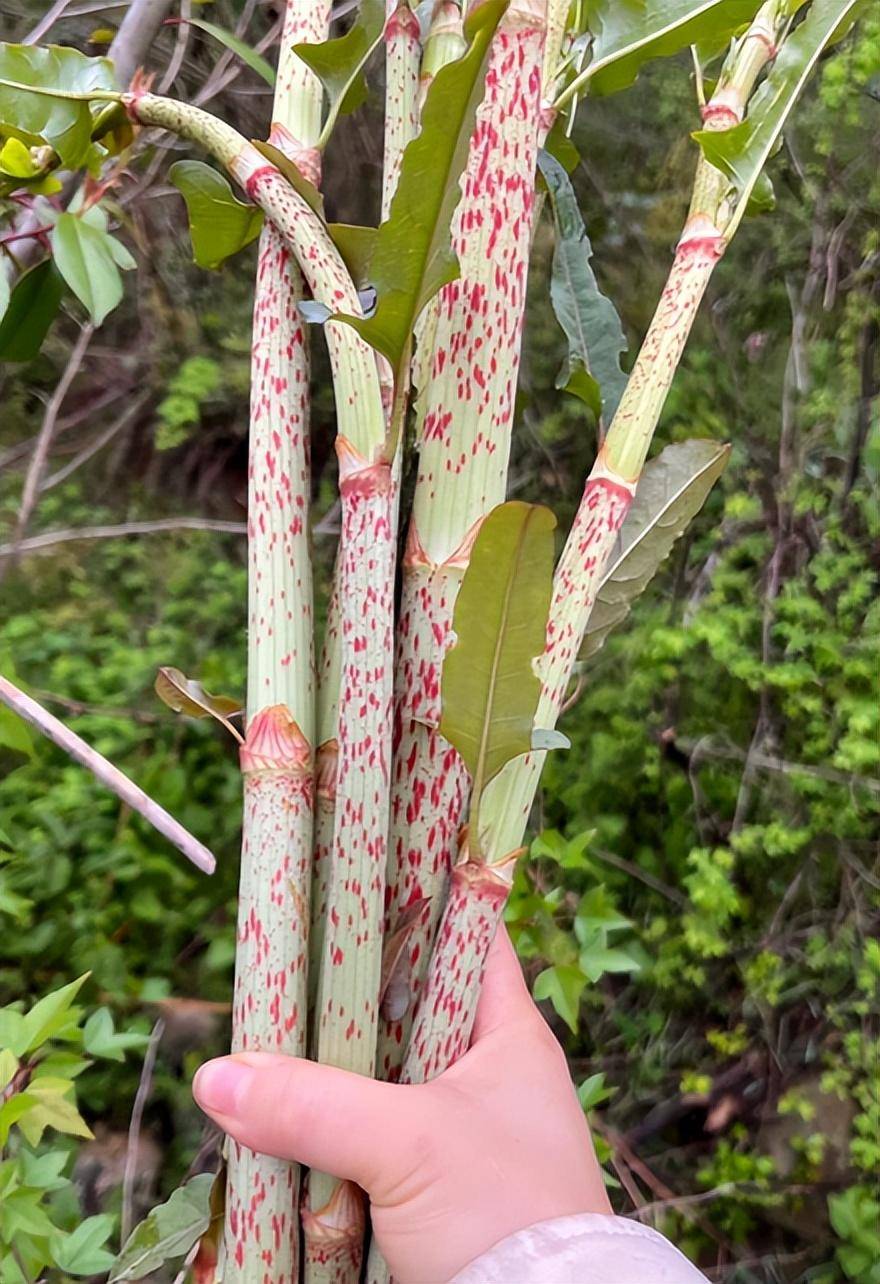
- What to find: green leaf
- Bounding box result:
[20,974,90,1054]
[693,0,867,234]
[169,160,264,269]
[0,44,115,168]
[250,140,325,218]
[329,223,379,288]
[440,501,556,853]
[179,17,275,85]
[579,939,641,982]
[579,439,730,662]
[51,1215,116,1276]
[15,1078,93,1146]
[0,1049,16,1091]
[0,260,64,362]
[154,666,243,738]
[564,0,764,100]
[577,1071,615,1111]
[0,702,34,757]
[336,0,506,376]
[539,150,628,420]
[51,211,123,324]
[575,886,632,938]
[19,1148,69,1191]
[293,0,385,134]
[0,1188,56,1240]
[533,964,586,1033]
[0,136,40,178]
[83,1008,150,1062]
[109,1174,216,1281]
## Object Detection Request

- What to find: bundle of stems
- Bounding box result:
[0,0,862,1275]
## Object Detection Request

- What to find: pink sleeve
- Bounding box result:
[449,1213,709,1284]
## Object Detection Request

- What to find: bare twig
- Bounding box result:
[121,1018,166,1243]
[0,676,216,875]
[682,735,880,795]
[40,394,149,492]
[111,0,177,88]
[23,0,75,44]
[0,518,247,561]
[592,847,688,907]
[31,687,163,725]
[1,324,95,584]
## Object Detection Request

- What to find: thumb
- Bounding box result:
[193,1053,424,1190]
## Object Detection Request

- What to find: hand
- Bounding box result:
[193,928,611,1283]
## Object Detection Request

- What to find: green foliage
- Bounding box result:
[337,0,505,377]
[0,979,147,1282]
[51,207,135,326]
[694,0,868,234]
[109,1173,216,1281]
[0,262,64,363]
[155,356,223,450]
[181,18,275,87]
[0,44,114,169]
[440,501,556,851]
[293,0,384,132]
[830,1185,880,1283]
[169,161,264,271]
[538,149,628,418]
[580,439,730,663]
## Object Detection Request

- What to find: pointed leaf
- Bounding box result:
[293,0,385,127]
[580,439,729,661]
[109,1174,216,1281]
[533,964,586,1033]
[21,974,90,1054]
[694,0,867,235]
[539,150,628,420]
[336,0,506,373]
[578,1,765,98]
[329,222,379,288]
[15,1078,93,1146]
[169,160,263,270]
[0,260,64,362]
[174,17,275,85]
[154,667,242,739]
[440,501,557,809]
[50,1214,116,1276]
[51,211,123,324]
[82,1008,150,1062]
[0,44,115,168]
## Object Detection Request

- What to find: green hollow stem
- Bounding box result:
[223,0,330,1275]
[402,0,788,1092]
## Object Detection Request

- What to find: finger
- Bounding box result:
[193,1053,423,1190]
[471,925,536,1042]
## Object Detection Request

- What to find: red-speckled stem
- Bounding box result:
[304,443,397,1283]
[402,860,509,1082]
[405,4,786,1102]
[225,3,329,1275]
[383,0,421,219]
[378,0,546,1084]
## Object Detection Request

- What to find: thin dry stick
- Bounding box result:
[0,677,216,875]
[0,518,247,560]
[23,0,75,44]
[120,1018,165,1243]
[41,394,149,492]
[2,323,95,582]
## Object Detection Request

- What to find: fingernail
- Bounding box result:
[193,1059,253,1116]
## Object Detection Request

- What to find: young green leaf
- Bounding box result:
[533,963,586,1033]
[556,0,764,104]
[15,1077,93,1146]
[0,44,115,168]
[169,160,264,269]
[694,0,867,236]
[293,0,385,138]
[82,1008,150,1062]
[335,0,506,379]
[440,501,556,855]
[20,974,90,1054]
[539,150,628,421]
[580,439,730,662]
[154,667,243,741]
[50,1214,116,1277]
[51,211,125,325]
[174,17,276,86]
[109,1174,216,1281]
[0,260,64,362]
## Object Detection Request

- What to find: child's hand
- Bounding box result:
[193,928,610,1283]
